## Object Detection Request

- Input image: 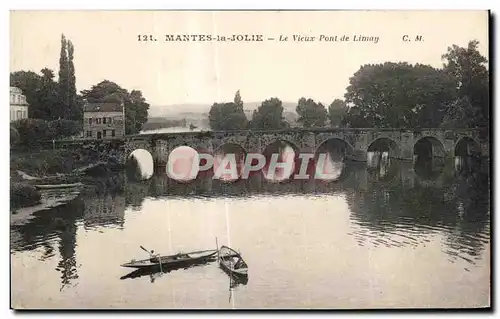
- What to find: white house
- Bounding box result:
[10,87,29,122]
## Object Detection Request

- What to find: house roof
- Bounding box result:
[83,103,123,113]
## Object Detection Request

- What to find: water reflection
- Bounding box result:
[11,175,127,291]
[346,161,489,267]
[120,258,215,283]
[11,157,490,306]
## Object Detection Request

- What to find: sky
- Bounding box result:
[10,10,489,112]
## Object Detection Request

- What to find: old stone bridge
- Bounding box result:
[55,128,489,166]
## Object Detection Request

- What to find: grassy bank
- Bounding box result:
[10,148,100,180]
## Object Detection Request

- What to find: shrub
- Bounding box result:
[11,118,51,146]
[11,183,41,209]
[10,126,20,146]
[48,119,82,139]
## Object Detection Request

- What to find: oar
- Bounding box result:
[141,245,163,273]
[140,245,152,256]
[215,237,219,262]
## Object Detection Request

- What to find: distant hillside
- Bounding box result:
[149,102,298,117]
[146,101,300,129]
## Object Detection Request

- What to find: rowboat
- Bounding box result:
[121,249,217,269]
[35,182,83,190]
[218,245,248,277]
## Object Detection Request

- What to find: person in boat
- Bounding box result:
[234,258,245,269]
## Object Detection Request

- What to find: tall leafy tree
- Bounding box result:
[296,97,328,128]
[67,40,80,120]
[234,90,243,109]
[10,69,60,120]
[442,40,489,128]
[250,97,288,130]
[208,102,248,130]
[58,34,70,119]
[328,99,347,128]
[343,62,456,128]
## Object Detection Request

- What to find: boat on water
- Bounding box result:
[121,249,217,269]
[35,182,84,190]
[218,245,248,277]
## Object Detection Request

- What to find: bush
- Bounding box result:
[11,119,82,146]
[11,183,41,209]
[11,118,51,146]
[10,126,20,146]
[48,119,82,139]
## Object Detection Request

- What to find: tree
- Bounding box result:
[208,102,248,130]
[441,97,478,129]
[80,80,150,135]
[58,34,70,119]
[11,118,51,146]
[67,40,80,121]
[234,90,243,109]
[328,99,347,127]
[250,97,288,130]
[296,97,328,128]
[10,69,61,120]
[442,40,489,128]
[343,62,457,128]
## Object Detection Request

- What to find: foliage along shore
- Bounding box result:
[10,147,125,210]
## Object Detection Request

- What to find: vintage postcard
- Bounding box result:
[9,10,490,309]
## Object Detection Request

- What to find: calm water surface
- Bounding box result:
[11,159,490,309]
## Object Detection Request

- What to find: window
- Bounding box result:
[96,118,101,124]
[88,118,92,125]
[16,110,22,120]
[86,131,92,137]
[103,117,107,124]
[23,111,27,119]
[112,130,116,137]
[103,130,107,137]
[108,117,112,124]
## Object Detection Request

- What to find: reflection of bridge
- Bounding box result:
[47,128,489,165]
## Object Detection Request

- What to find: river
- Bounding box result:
[10,157,490,309]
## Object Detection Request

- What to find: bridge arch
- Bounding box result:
[166,145,201,183]
[313,138,354,182]
[454,136,482,157]
[315,138,355,159]
[261,139,300,183]
[212,143,248,182]
[367,137,400,159]
[125,148,154,181]
[413,136,445,160]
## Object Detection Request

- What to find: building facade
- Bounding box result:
[83,102,125,139]
[10,87,29,122]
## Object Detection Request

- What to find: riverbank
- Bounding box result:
[10,147,125,212]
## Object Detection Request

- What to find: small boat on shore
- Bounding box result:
[35,182,84,190]
[121,248,217,269]
[218,245,248,277]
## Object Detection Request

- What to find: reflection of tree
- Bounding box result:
[345,161,490,264]
[125,155,143,182]
[125,177,152,210]
[11,197,85,291]
[442,169,490,264]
